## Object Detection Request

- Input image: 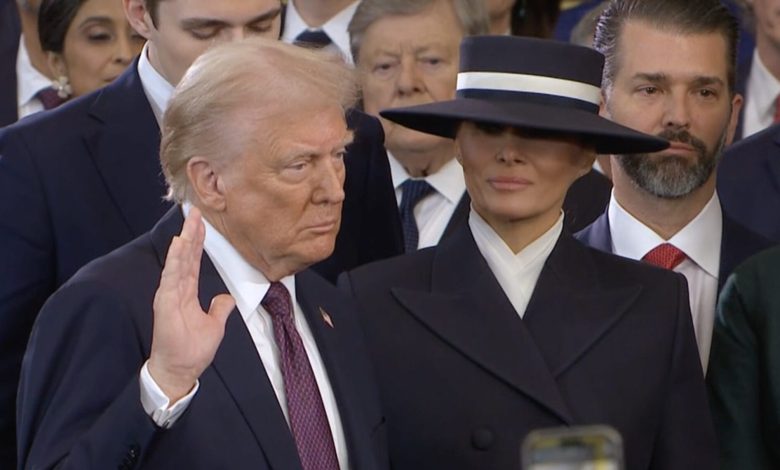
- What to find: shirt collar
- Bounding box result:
[387,152,465,204]
[469,206,563,274]
[16,35,53,107]
[747,49,780,121]
[281,0,359,63]
[182,203,297,321]
[137,43,175,125]
[608,191,722,277]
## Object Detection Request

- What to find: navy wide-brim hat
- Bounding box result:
[379,36,669,155]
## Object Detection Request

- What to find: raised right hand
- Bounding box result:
[148,207,235,402]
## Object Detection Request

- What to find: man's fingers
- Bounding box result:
[208,294,236,327]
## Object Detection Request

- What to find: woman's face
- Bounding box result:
[48,0,145,97]
[456,121,595,232]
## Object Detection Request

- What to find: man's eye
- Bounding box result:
[638,86,658,95]
[248,23,272,34]
[189,28,220,40]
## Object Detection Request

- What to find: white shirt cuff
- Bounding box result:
[139,360,199,429]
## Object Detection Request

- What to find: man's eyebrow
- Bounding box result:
[180,8,282,30]
[690,76,725,88]
[632,72,668,84]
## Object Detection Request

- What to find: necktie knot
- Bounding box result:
[261,281,293,321]
[399,179,435,252]
[642,243,687,270]
[294,29,332,48]
[35,87,67,110]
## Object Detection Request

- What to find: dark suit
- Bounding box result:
[0,60,398,466]
[340,226,717,470]
[707,246,780,469]
[718,123,780,241]
[0,0,21,127]
[17,207,388,470]
[575,211,772,292]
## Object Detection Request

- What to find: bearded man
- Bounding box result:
[576,0,771,372]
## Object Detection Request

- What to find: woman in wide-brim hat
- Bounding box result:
[341,35,715,470]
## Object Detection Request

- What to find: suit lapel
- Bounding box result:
[441,192,470,241]
[391,227,575,424]
[295,270,378,469]
[575,212,613,253]
[84,62,171,238]
[522,235,642,376]
[150,208,303,470]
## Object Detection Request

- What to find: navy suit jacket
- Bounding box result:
[17,207,388,470]
[575,211,772,292]
[0,0,21,127]
[718,123,780,242]
[340,226,717,470]
[0,60,398,465]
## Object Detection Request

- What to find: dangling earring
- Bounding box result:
[53,75,72,99]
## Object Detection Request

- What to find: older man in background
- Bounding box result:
[17,38,388,470]
[349,0,488,252]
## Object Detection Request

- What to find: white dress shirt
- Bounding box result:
[388,153,467,250]
[743,50,780,138]
[136,43,174,125]
[16,35,53,120]
[607,192,722,372]
[280,0,359,64]
[469,209,563,318]
[140,205,349,469]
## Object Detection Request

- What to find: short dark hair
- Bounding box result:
[38,0,84,53]
[594,0,739,93]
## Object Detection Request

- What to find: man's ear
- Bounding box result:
[123,0,155,40]
[725,92,744,147]
[187,157,228,212]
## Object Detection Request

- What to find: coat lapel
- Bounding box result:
[296,270,379,469]
[522,235,642,377]
[84,62,171,238]
[149,208,302,470]
[391,227,575,424]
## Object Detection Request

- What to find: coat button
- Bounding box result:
[471,428,494,450]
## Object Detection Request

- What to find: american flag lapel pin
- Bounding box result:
[319,307,334,328]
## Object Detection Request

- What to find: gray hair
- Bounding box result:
[594,0,739,93]
[160,38,358,203]
[348,0,490,64]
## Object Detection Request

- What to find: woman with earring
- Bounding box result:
[37,0,144,101]
[340,36,718,469]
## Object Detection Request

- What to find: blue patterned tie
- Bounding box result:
[399,179,434,253]
[294,30,332,48]
[261,282,339,470]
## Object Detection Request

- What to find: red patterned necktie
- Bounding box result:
[261,282,340,470]
[642,243,687,270]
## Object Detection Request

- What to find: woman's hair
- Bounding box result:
[38,0,85,53]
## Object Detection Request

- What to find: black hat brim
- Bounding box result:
[380,99,668,154]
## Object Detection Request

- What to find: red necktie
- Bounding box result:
[774,94,780,124]
[642,243,687,270]
[261,282,339,470]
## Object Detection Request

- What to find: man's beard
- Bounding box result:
[615,127,727,199]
